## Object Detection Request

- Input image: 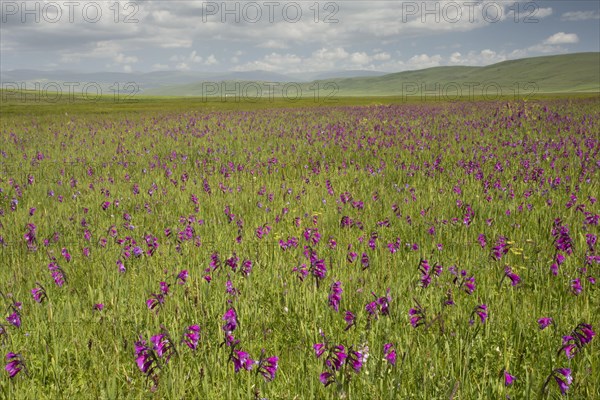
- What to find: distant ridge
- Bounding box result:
[2,53,598,97]
[144,52,600,96]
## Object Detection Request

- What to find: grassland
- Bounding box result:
[0,94,598,399]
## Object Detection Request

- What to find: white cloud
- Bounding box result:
[259,40,289,49]
[374,52,391,61]
[535,8,554,19]
[205,54,218,65]
[123,65,132,73]
[152,63,170,70]
[350,52,371,65]
[189,51,203,63]
[114,53,138,64]
[544,32,579,45]
[313,47,349,62]
[561,11,600,21]
[448,49,506,65]
[406,54,442,69]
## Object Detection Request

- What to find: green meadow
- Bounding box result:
[0,93,598,399]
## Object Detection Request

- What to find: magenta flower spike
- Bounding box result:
[344,311,356,331]
[328,281,342,312]
[5,352,25,378]
[257,354,278,381]
[183,325,200,350]
[553,368,572,395]
[222,308,238,333]
[538,317,553,330]
[383,343,397,366]
[504,370,516,386]
[6,312,21,328]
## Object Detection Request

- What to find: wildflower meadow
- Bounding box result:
[0,97,598,399]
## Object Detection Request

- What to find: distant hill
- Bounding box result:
[2,53,598,97]
[325,52,600,96]
[142,53,599,97]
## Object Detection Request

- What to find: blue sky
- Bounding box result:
[1,1,599,73]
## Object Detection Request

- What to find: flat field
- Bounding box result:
[0,95,599,399]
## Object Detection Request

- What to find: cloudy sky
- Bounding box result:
[1,0,599,73]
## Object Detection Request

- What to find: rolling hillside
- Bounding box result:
[144,52,600,97]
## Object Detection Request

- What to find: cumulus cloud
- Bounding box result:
[561,11,600,21]
[448,49,506,66]
[406,54,442,69]
[544,32,579,45]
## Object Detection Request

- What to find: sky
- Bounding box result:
[1,0,599,73]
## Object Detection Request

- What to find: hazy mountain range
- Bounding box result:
[1,53,598,97]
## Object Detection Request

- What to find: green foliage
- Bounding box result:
[0,96,598,399]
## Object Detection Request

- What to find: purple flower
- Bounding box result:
[361,253,370,270]
[409,302,426,328]
[463,276,476,294]
[347,350,363,372]
[116,259,126,273]
[312,258,327,280]
[159,281,169,295]
[319,371,334,386]
[257,355,278,381]
[571,278,582,295]
[132,246,143,257]
[6,312,20,328]
[241,260,253,277]
[5,352,25,378]
[61,247,71,262]
[538,317,553,330]
[31,284,47,303]
[314,343,326,358]
[366,301,377,316]
[146,293,165,312]
[134,337,156,375]
[552,220,573,255]
[176,270,188,284]
[504,370,516,386]
[183,325,200,350]
[150,333,174,362]
[575,323,596,344]
[344,311,355,331]
[492,236,509,260]
[326,345,347,371]
[383,343,397,366]
[471,304,488,324]
[231,349,255,372]
[93,303,104,311]
[477,234,487,248]
[553,368,572,395]
[560,323,595,359]
[504,267,521,286]
[222,308,238,333]
[328,281,342,312]
[225,280,239,296]
[48,262,66,287]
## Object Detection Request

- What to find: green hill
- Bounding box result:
[145,52,600,97]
